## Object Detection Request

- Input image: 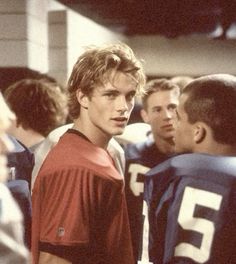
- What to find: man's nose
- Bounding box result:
[163,108,173,119]
[116,96,129,112]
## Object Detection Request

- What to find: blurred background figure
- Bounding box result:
[124,78,180,263]
[4,78,68,153]
[3,78,68,249]
[0,92,29,264]
[0,93,15,182]
[6,134,34,249]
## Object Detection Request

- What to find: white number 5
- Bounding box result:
[174,187,222,263]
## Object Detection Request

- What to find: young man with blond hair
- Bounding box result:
[32,43,146,264]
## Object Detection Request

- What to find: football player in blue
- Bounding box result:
[145,74,236,264]
[124,78,180,263]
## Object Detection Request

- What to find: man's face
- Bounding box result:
[85,71,137,138]
[174,93,195,153]
[141,88,179,141]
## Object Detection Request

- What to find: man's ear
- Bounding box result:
[194,122,206,143]
[140,109,149,123]
[76,89,89,109]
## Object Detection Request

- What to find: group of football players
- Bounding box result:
[1,42,236,264]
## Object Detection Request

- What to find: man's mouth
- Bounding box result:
[162,124,173,129]
[112,117,128,122]
[112,117,128,126]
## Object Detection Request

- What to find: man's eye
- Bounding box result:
[126,94,135,101]
[168,104,177,110]
[105,93,116,99]
[153,108,161,113]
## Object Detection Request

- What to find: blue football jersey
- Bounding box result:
[125,138,172,263]
[7,135,34,187]
[6,135,34,248]
[144,153,236,264]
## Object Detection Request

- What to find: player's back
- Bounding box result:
[145,153,236,264]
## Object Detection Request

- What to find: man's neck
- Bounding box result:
[154,136,175,155]
[9,126,44,148]
[195,142,236,157]
[72,119,110,149]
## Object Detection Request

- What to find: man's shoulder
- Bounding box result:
[146,153,236,188]
[145,153,236,264]
[148,152,236,171]
[39,142,123,183]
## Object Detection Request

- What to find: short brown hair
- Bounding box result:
[142,78,179,110]
[67,43,146,120]
[183,74,236,145]
[4,79,68,137]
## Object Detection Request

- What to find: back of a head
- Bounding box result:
[182,74,236,145]
[67,43,146,120]
[142,78,180,110]
[4,79,68,137]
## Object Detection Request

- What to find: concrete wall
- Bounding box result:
[48,8,127,85]
[0,0,48,72]
[1,0,236,85]
[129,35,236,77]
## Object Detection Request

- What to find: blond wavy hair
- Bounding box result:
[67,43,146,120]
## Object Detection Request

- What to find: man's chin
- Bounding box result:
[112,128,125,136]
[162,135,175,143]
[162,130,175,137]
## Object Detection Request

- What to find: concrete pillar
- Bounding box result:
[48,10,68,86]
[0,0,49,73]
[48,8,127,86]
